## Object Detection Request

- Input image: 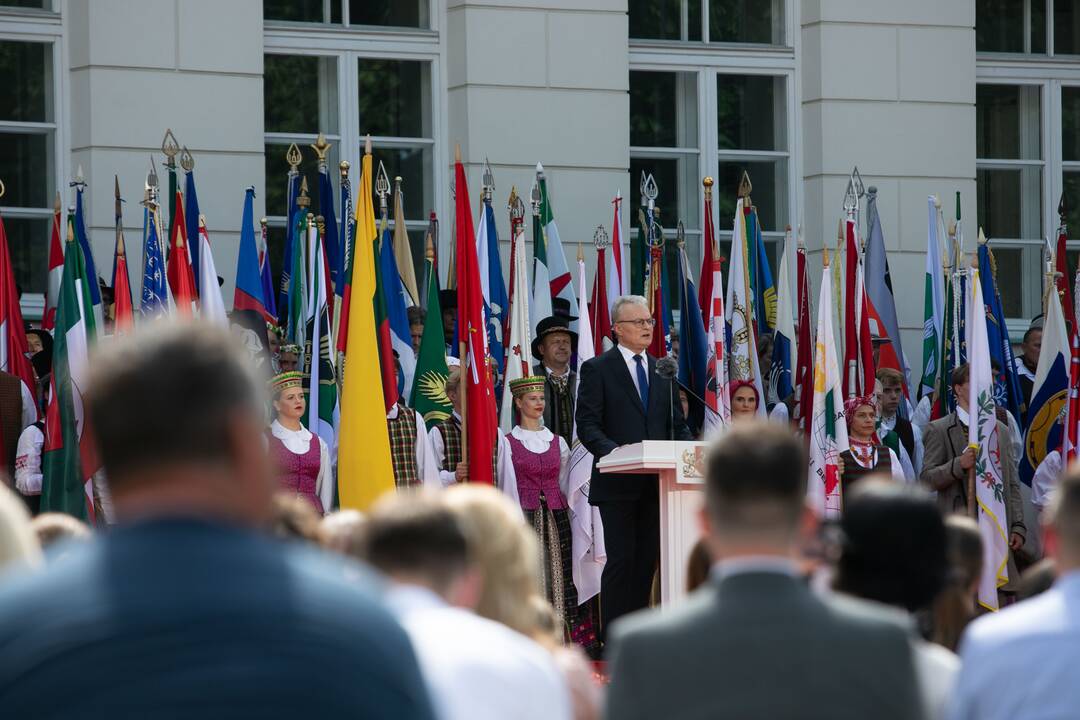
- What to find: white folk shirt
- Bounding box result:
[428,414,521,506]
[14,424,43,495]
[498,426,571,502]
[386,404,441,489]
[270,419,334,512]
[879,412,924,477]
[18,383,35,430]
[387,584,572,720]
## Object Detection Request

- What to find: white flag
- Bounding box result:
[725,197,765,415]
[501,222,533,433]
[808,256,848,519]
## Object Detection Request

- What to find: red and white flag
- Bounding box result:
[842,218,875,398]
[42,196,64,332]
[0,212,36,420]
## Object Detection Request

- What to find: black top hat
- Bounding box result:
[439,289,458,310]
[532,315,578,360]
[551,297,577,321]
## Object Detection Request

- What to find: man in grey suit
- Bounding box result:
[604,423,925,720]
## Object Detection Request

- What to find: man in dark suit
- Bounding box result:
[576,294,691,638]
[0,324,435,719]
[605,423,924,720]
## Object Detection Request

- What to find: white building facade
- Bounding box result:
[0,0,1077,362]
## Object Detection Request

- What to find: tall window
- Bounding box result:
[0,3,62,306]
[629,0,796,305]
[977,1,1080,326]
[263,6,443,287]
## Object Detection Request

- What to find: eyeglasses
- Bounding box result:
[615,318,656,328]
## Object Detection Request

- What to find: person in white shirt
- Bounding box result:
[950,465,1080,720]
[1032,448,1063,513]
[386,400,441,489]
[875,369,923,479]
[266,372,333,514]
[363,492,572,720]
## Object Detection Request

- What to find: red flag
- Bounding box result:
[591,245,612,355]
[1065,328,1080,465]
[647,242,666,358]
[0,212,36,418]
[842,218,874,398]
[167,192,197,317]
[112,235,134,334]
[455,154,498,485]
[698,180,717,326]
[794,239,814,437]
[374,232,399,412]
[42,196,63,332]
[1057,220,1073,336]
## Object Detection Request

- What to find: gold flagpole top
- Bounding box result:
[823,245,830,268]
[737,170,752,203]
[978,227,987,246]
[364,134,372,155]
[339,159,350,179]
[161,128,179,166]
[286,143,302,171]
[260,217,268,228]
[179,146,194,172]
[297,177,311,209]
[311,133,331,165]
[454,143,461,164]
[425,232,435,261]
[199,213,207,230]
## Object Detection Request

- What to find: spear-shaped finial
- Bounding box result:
[179,145,194,172]
[978,227,987,246]
[286,143,302,171]
[482,157,494,202]
[955,191,961,222]
[297,176,311,209]
[737,170,752,202]
[114,174,122,216]
[161,129,179,167]
[530,181,541,216]
[70,164,86,190]
[823,245,831,268]
[375,161,390,217]
[53,190,61,215]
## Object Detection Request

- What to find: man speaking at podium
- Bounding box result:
[576,295,691,641]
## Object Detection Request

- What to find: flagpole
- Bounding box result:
[161,129,179,239]
[455,143,469,474]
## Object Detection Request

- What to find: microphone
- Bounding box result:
[655,355,678,379]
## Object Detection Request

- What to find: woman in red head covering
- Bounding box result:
[839,395,905,499]
[728,380,760,423]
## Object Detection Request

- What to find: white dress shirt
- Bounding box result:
[499,426,571,502]
[386,404,440,489]
[387,584,572,720]
[270,419,333,512]
[950,572,1080,720]
[879,412,924,476]
[14,424,43,495]
[19,382,35,429]
[616,343,649,399]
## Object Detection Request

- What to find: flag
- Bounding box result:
[647,234,667,358]
[334,171,355,353]
[477,194,508,377]
[377,225,417,403]
[259,219,278,324]
[978,234,1023,425]
[770,230,795,407]
[1065,272,1080,465]
[411,252,453,429]
[808,253,848,519]
[388,182,418,307]
[966,264,1011,611]
[566,254,605,603]
[865,189,909,383]
[0,212,35,416]
[110,216,134,335]
[184,168,202,297]
[285,209,308,347]
[530,198,553,333]
[455,155,498,485]
[590,239,613,355]
[166,192,197,318]
[726,198,765,410]
[278,170,302,325]
[233,187,271,322]
[73,180,103,334]
[1020,281,1069,487]
[196,218,227,326]
[304,218,339,476]
[139,193,169,317]
[41,217,98,520]
[747,205,776,332]
[794,236,814,437]
[702,181,731,438]
[610,191,628,306]
[317,160,341,300]
[677,242,708,433]
[1056,213,1072,331]
[537,164,579,330]
[920,196,946,400]
[698,181,718,327]
[372,227,398,411]
[842,217,875,399]
[501,209,532,434]
[337,141,396,510]
[43,195,63,331]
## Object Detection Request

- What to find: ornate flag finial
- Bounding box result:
[339,159,350,178]
[179,145,194,172]
[508,187,525,222]
[376,161,390,214]
[286,143,302,171]
[161,128,180,165]
[297,176,311,209]
[482,157,494,201]
[737,170,752,200]
[594,224,610,249]
[641,172,658,209]
[676,220,686,248]
[530,181,541,216]
[851,166,865,198]
[311,133,331,165]
[70,164,86,190]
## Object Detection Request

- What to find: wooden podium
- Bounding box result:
[596,440,707,605]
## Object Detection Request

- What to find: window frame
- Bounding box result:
[263,0,435,34]
[263,10,448,256]
[0,2,67,318]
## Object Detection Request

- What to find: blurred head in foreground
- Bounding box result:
[85,322,274,526]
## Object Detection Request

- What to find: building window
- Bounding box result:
[264,0,430,30]
[0,35,58,297]
[977,0,1080,56]
[629,0,784,45]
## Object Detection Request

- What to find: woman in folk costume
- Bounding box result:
[267,372,333,515]
[501,376,599,655]
[839,395,905,499]
[729,380,760,423]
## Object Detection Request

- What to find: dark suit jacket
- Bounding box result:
[576,347,691,503]
[0,518,436,720]
[532,363,577,443]
[605,572,924,720]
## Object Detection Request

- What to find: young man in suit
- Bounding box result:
[576,294,691,641]
[0,323,436,719]
[605,423,924,720]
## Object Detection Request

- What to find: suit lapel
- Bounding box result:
[646,354,660,416]
[609,349,647,417]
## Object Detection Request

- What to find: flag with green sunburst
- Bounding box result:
[411,254,453,428]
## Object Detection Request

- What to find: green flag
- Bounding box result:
[41,216,97,520]
[411,257,453,429]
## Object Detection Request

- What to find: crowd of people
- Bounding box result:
[0,314,1076,718]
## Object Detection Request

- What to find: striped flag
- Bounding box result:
[0,211,36,416]
[702,180,730,438]
[73,180,103,336]
[166,192,198,318]
[590,237,613,355]
[530,189,553,333]
[42,195,63,332]
[184,168,202,297]
[920,197,946,400]
[392,180,419,306]
[110,193,134,335]
[726,198,766,411]
[1066,267,1080,465]
[966,265,1010,611]
[842,217,875,398]
[537,164,579,330]
[304,216,339,510]
[794,235,814,436]
[377,224,417,403]
[477,191,507,378]
[196,218,227,326]
[808,252,848,519]
[233,187,271,323]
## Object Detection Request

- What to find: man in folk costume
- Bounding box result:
[428,366,506,486]
[387,355,440,489]
[531,300,578,448]
[838,395,905,500]
[921,363,1027,590]
[500,375,599,656]
[876,367,921,479]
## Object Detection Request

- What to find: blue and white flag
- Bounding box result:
[139,202,169,317]
[978,236,1023,425]
[184,168,202,297]
[1020,281,1069,486]
[74,182,104,334]
[378,227,417,402]
[770,231,795,405]
[476,197,507,377]
[677,242,708,433]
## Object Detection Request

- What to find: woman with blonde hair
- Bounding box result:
[266,371,332,514]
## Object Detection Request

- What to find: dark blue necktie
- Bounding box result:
[634,354,649,409]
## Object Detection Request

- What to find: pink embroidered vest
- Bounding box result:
[506,433,567,511]
[268,432,324,514]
